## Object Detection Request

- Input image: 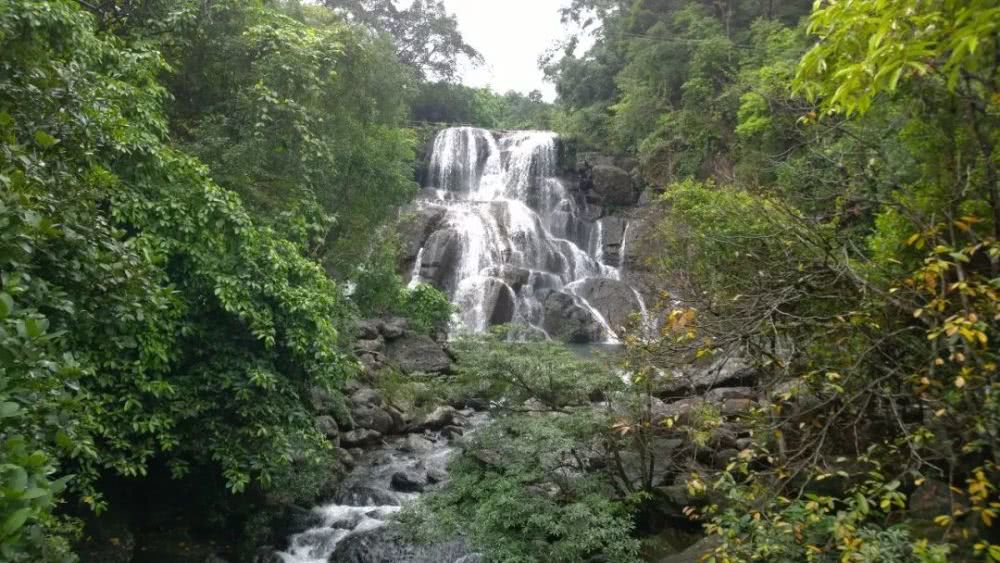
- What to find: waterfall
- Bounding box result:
[407,247,425,289]
[413,127,632,341]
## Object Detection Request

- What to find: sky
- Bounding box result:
[439,0,588,101]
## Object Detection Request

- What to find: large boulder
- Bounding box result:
[591,165,636,206]
[540,290,603,343]
[658,354,757,396]
[597,216,628,268]
[570,278,642,332]
[412,406,460,431]
[341,429,382,448]
[315,415,340,441]
[390,470,429,493]
[329,526,469,563]
[398,206,446,277]
[417,228,463,291]
[384,333,452,375]
[351,405,396,435]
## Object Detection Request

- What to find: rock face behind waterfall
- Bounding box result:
[400,127,653,342]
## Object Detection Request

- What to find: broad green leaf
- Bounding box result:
[1,508,31,537]
[33,130,57,149]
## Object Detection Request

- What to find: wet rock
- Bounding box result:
[415,406,459,431]
[354,337,384,354]
[398,207,447,277]
[355,319,384,340]
[704,387,755,402]
[351,405,396,435]
[350,388,384,408]
[385,406,405,432]
[720,398,755,416]
[571,277,643,331]
[591,165,636,206]
[329,526,469,563]
[485,279,516,326]
[341,429,382,448]
[455,555,483,563]
[402,434,435,453]
[311,387,355,430]
[334,447,355,469]
[658,354,757,396]
[315,415,340,441]
[381,317,409,340]
[540,290,603,343]
[385,334,452,375]
[427,467,449,484]
[441,425,464,440]
[651,397,705,427]
[391,470,428,493]
[418,229,463,291]
[333,485,399,507]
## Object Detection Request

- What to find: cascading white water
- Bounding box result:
[412,127,640,343]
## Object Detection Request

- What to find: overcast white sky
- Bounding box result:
[440,0,585,101]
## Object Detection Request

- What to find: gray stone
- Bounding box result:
[720,398,755,416]
[659,353,756,395]
[570,277,643,332]
[341,429,382,448]
[427,467,449,484]
[416,406,459,431]
[441,425,464,440]
[704,387,755,402]
[351,405,396,435]
[398,206,447,278]
[591,165,636,206]
[391,470,428,492]
[315,415,339,441]
[334,447,355,469]
[540,290,603,343]
[418,228,463,291]
[402,434,435,453]
[385,333,452,375]
[355,319,384,340]
[353,337,384,354]
[334,485,399,507]
[381,317,409,340]
[350,388,384,407]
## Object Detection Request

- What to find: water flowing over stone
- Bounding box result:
[409,127,642,342]
[277,414,488,563]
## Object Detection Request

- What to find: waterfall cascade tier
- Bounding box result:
[407,127,649,342]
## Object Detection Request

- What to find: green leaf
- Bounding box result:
[0,293,12,319]
[33,130,58,149]
[24,317,48,339]
[0,402,21,418]
[1,508,32,537]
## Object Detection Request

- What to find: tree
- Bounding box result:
[325,0,482,80]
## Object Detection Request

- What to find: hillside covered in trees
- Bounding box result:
[1,0,998,562]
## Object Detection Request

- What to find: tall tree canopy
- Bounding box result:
[325,0,483,80]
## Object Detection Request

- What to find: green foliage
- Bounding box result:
[161,0,418,276]
[406,335,641,563]
[411,81,555,130]
[397,284,453,334]
[1,0,364,555]
[410,413,641,563]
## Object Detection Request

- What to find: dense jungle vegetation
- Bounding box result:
[1,0,998,562]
